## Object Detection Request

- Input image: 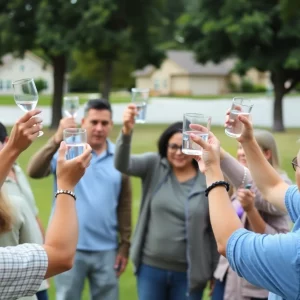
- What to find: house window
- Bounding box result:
[0,80,2,90]
[163,79,168,88]
[6,80,12,90]
[154,79,160,90]
[20,65,25,72]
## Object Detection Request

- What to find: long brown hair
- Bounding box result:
[0,192,12,234]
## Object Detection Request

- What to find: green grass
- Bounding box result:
[1,91,299,106]
[0,93,130,106]
[14,124,297,300]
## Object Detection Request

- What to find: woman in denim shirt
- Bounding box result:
[189,116,300,300]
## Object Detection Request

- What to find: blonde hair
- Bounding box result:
[0,192,12,234]
[254,129,281,170]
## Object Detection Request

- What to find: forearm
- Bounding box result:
[241,139,288,211]
[114,131,132,174]
[27,136,59,178]
[245,207,266,234]
[0,144,19,187]
[43,193,78,278]
[221,152,250,188]
[206,167,243,256]
[117,175,132,258]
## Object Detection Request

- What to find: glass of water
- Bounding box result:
[63,128,87,160]
[182,113,211,155]
[225,98,253,138]
[131,88,149,124]
[12,78,43,137]
[63,96,80,118]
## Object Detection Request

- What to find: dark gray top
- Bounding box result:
[143,174,196,272]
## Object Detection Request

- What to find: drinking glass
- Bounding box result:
[63,128,87,160]
[225,98,253,138]
[12,78,43,137]
[63,96,80,118]
[131,88,149,124]
[182,113,211,155]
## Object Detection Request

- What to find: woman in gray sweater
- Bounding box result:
[114,103,219,300]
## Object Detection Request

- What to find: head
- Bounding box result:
[0,192,12,234]
[81,99,113,151]
[237,130,280,169]
[0,122,8,151]
[157,122,198,171]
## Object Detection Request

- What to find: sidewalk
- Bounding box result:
[1,97,299,128]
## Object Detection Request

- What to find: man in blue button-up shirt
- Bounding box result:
[27,100,132,300]
[189,116,300,300]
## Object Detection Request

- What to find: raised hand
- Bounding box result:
[122,103,138,135]
[56,141,92,190]
[54,117,77,144]
[7,109,42,154]
[225,108,254,143]
[236,188,256,212]
[189,124,221,174]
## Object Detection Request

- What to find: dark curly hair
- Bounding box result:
[157,121,198,169]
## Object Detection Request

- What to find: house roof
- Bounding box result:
[133,50,236,77]
[1,51,53,71]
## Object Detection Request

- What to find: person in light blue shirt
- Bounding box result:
[27,100,132,300]
[189,115,300,300]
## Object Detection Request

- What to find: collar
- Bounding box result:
[92,139,115,157]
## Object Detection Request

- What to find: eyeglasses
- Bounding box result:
[168,143,182,153]
[292,157,299,171]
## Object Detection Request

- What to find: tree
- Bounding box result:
[75,0,164,100]
[179,0,300,131]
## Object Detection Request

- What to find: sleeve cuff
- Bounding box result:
[285,185,298,223]
[120,131,132,144]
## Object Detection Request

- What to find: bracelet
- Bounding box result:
[205,181,230,197]
[55,189,76,201]
[241,167,247,187]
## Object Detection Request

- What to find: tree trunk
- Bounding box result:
[102,60,113,101]
[50,55,67,129]
[271,71,285,132]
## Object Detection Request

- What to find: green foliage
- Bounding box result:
[240,78,254,93]
[178,0,300,130]
[34,78,47,93]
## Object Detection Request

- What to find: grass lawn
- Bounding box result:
[1,91,299,107]
[14,124,297,300]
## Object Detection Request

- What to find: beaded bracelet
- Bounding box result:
[55,189,76,201]
[205,181,230,197]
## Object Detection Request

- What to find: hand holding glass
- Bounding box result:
[12,78,43,137]
[182,113,211,155]
[63,96,79,118]
[63,128,87,160]
[131,88,149,124]
[225,98,253,138]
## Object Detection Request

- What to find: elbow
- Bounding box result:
[27,166,39,179]
[60,253,75,272]
[217,243,227,257]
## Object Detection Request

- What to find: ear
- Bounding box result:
[263,149,272,161]
[81,118,85,127]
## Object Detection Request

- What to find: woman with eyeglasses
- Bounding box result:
[114,103,219,300]
[188,114,300,300]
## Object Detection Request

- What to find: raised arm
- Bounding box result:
[221,150,288,215]
[27,117,76,178]
[114,103,157,178]
[43,142,92,278]
[0,110,42,187]
[234,116,289,212]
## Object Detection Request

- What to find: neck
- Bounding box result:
[93,142,107,155]
[173,164,197,182]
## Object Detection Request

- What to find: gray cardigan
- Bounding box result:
[114,132,219,292]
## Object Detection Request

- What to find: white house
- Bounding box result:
[0,51,54,94]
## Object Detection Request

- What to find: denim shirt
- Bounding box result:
[227,185,300,300]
